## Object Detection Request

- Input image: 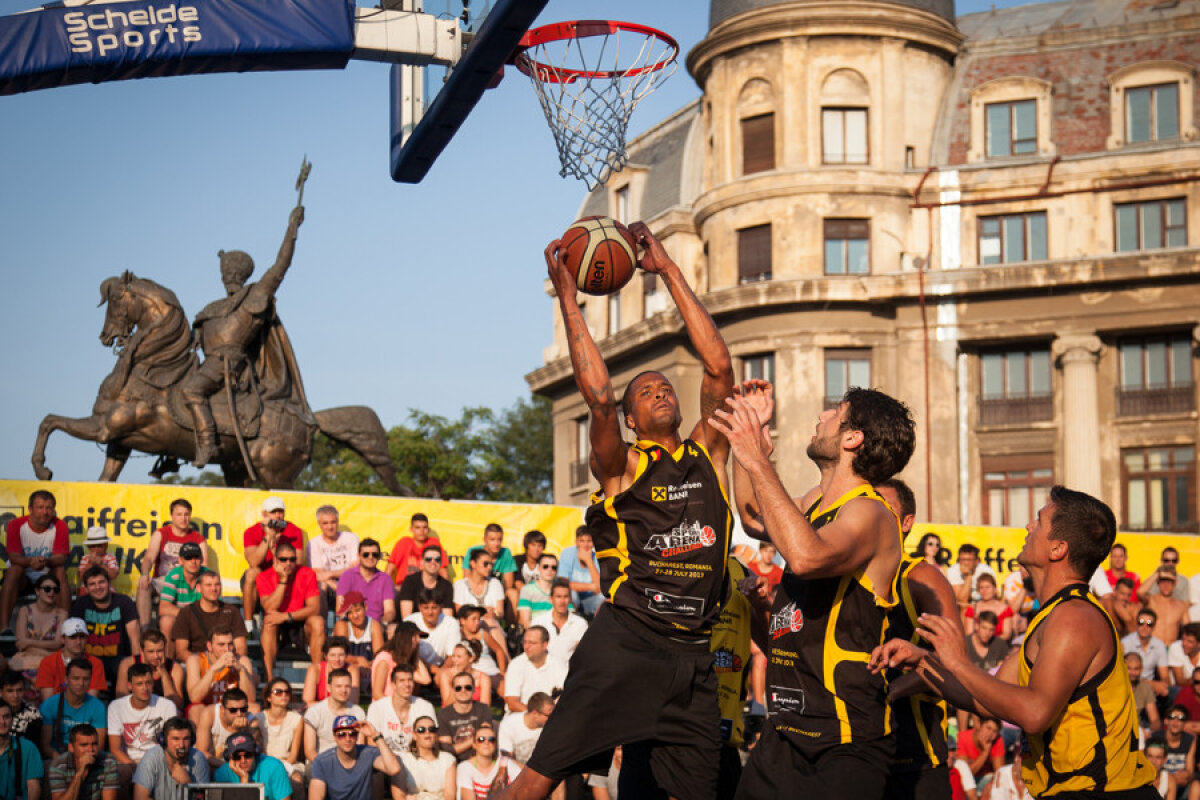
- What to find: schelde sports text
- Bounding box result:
[63,5,202,56]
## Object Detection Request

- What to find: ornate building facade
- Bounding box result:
[526,0,1200,532]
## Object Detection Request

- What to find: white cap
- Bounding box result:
[83,526,109,546]
[262,496,286,513]
[62,618,88,637]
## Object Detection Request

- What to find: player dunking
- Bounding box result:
[875,477,961,800]
[873,486,1158,799]
[711,382,915,799]
[495,223,734,800]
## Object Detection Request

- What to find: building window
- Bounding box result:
[742,353,776,427]
[614,185,630,223]
[642,273,667,317]
[824,219,870,275]
[982,454,1054,526]
[571,416,589,487]
[1127,83,1179,143]
[607,295,621,336]
[1122,446,1196,532]
[825,349,870,407]
[979,212,1047,264]
[1115,198,1187,251]
[985,99,1037,158]
[822,108,868,164]
[742,113,775,174]
[978,347,1052,425]
[1117,332,1195,415]
[738,224,772,283]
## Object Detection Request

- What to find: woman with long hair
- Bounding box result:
[10,574,64,673]
[911,532,943,568]
[372,622,432,699]
[437,643,492,707]
[400,714,456,799]
[256,676,304,790]
[455,721,517,799]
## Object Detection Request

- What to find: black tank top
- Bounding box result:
[765,485,899,752]
[887,555,949,772]
[135,654,176,698]
[584,438,732,642]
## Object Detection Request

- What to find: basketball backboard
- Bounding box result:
[390,0,548,183]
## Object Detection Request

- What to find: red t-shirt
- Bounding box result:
[748,560,783,588]
[243,521,305,568]
[1106,568,1142,601]
[1178,686,1200,722]
[256,565,318,613]
[956,728,1004,777]
[5,515,70,557]
[387,535,449,583]
[35,651,107,694]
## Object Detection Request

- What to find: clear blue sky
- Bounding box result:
[0,0,1045,484]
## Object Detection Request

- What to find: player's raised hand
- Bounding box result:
[710,395,771,468]
[627,221,670,274]
[916,613,970,670]
[735,379,775,425]
[544,239,575,295]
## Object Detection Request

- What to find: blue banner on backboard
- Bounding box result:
[0,0,355,96]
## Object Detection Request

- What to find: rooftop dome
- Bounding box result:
[710,0,956,28]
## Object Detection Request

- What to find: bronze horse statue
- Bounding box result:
[31,272,409,494]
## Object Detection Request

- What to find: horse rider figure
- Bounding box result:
[181,202,304,468]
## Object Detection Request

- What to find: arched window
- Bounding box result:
[821,69,869,165]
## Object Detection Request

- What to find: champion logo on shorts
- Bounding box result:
[768,601,804,639]
[644,520,716,557]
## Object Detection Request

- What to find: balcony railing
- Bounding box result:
[1116,384,1196,416]
[570,461,589,488]
[977,394,1053,426]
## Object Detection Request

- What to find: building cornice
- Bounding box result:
[688,0,963,87]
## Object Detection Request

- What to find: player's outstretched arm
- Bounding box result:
[545,240,627,487]
[713,395,883,578]
[914,604,1107,733]
[729,381,774,539]
[627,222,734,464]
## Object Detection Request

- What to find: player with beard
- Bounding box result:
[494,224,734,800]
[711,381,915,799]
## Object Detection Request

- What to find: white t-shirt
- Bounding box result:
[306,532,360,577]
[529,611,588,667]
[987,763,1035,800]
[303,700,364,755]
[1121,632,1170,680]
[366,695,437,757]
[454,578,505,612]
[1089,566,1113,597]
[107,695,178,760]
[399,750,456,798]
[503,655,568,706]
[946,563,998,603]
[456,755,520,799]
[1168,640,1200,679]
[497,712,543,765]
[406,611,461,662]
[15,519,59,580]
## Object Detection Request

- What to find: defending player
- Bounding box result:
[495,223,734,800]
[875,477,960,800]
[873,486,1158,799]
[711,381,915,799]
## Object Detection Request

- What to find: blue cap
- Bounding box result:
[333,714,359,732]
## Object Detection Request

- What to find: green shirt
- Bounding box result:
[161,566,206,606]
[464,545,516,576]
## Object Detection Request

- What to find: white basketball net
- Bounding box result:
[515,24,678,191]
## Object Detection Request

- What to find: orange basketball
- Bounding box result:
[560,216,638,296]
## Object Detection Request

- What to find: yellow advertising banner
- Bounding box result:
[0,480,584,596]
[908,522,1200,587]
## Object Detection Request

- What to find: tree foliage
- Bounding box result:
[294,395,553,502]
[155,470,226,487]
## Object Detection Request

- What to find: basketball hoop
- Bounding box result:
[513,21,679,190]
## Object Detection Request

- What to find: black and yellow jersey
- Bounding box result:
[712,557,753,748]
[764,485,900,752]
[887,554,949,773]
[584,438,732,641]
[1019,583,1156,796]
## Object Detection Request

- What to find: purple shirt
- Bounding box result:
[337,568,393,621]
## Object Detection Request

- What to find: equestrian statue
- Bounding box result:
[31,161,409,494]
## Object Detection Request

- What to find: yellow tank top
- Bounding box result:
[711,557,752,749]
[1018,583,1156,796]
